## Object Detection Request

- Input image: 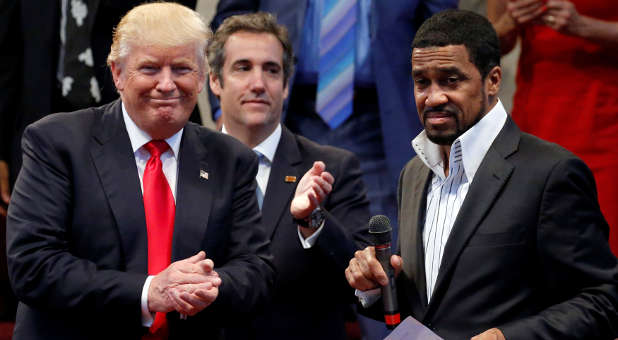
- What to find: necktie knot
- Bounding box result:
[145,140,170,159]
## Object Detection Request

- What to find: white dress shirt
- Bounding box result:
[122,103,183,326]
[356,100,508,307]
[411,100,507,301]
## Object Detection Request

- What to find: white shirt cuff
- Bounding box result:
[355,288,382,308]
[141,275,155,327]
[297,220,325,249]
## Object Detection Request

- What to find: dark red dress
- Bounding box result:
[512,0,618,255]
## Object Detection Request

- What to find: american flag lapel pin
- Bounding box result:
[200,169,209,180]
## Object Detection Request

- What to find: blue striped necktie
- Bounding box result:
[254,151,268,210]
[316,0,358,129]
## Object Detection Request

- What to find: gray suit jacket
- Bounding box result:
[395,118,618,339]
[6,100,275,339]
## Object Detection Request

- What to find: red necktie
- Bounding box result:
[143,140,175,339]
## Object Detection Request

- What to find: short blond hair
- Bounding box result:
[107,2,210,72]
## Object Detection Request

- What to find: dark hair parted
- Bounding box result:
[207,12,294,87]
[412,9,501,79]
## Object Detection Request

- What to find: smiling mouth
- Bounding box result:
[150,98,181,104]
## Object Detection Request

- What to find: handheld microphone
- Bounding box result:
[369,215,400,329]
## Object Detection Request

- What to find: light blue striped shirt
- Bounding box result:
[411,100,508,301]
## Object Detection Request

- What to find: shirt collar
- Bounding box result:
[221,123,282,163]
[411,99,508,182]
[121,102,183,158]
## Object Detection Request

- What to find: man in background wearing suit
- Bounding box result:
[346,10,618,340]
[210,0,458,245]
[6,3,274,339]
[209,12,371,339]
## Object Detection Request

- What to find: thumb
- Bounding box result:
[308,161,325,176]
[391,255,403,277]
[187,251,206,263]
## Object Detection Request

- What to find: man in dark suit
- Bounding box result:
[346,9,618,340]
[209,0,458,245]
[208,13,371,339]
[6,3,274,339]
[0,0,201,194]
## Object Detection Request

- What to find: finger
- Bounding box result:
[346,257,379,291]
[169,289,195,315]
[356,247,388,286]
[184,251,206,264]
[193,286,219,302]
[177,292,207,316]
[315,175,333,195]
[508,0,546,23]
[312,161,325,173]
[196,259,215,273]
[310,181,326,200]
[391,255,403,277]
[168,268,214,285]
[320,171,335,186]
[306,161,325,177]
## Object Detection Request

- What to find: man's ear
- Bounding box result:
[485,65,502,98]
[209,71,222,97]
[110,61,124,91]
[283,82,289,101]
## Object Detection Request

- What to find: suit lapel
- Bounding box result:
[399,159,432,309]
[90,100,148,273]
[425,118,520,316]
[171,124,212,261]
[261,127,302,239]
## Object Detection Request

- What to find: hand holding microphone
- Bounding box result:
[345,215,403,329]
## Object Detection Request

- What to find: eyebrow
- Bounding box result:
[231,59,283,68]
[412,66,466,78]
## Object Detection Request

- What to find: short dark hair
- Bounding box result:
[412,9,500,79]
[207,12,294,87]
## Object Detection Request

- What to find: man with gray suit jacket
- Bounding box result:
[346,9,618,340]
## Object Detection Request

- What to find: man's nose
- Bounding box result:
[425,85,448,107]
[249,69,266,93]
[156,67,177,92]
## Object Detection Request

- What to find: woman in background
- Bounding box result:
[488,0,618,256]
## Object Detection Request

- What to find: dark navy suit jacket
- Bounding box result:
[226,126,371,339]
[6,100,275,340]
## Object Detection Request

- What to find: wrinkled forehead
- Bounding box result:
[411,45,471,71]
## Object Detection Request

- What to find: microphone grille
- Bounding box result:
[368,215,391,233]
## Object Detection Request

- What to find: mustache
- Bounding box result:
[423,105,458,117]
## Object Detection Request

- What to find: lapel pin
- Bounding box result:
[284,176,297,183]
[200,170,209,180]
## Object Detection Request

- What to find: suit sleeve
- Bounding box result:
[315,151,371,269]
[499,157,618,339]
[6,124,145,321]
